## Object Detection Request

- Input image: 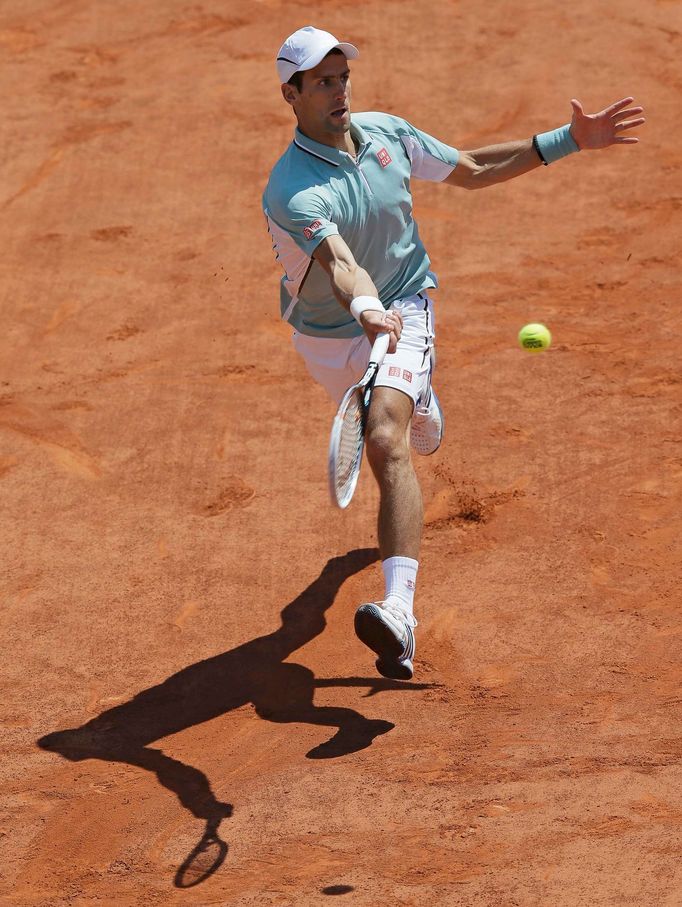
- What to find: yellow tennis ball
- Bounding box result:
[518,323,551,353]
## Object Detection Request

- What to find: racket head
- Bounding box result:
[328,384,365,509]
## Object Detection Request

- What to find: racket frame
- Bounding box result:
[328,332,391,509]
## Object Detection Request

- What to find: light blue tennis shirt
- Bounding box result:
[263,112,459,338]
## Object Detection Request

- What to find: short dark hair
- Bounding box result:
[287,48,345,92]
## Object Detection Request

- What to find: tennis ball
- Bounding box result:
[518,323,551,353]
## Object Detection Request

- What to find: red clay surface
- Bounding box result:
[2,1,681,904]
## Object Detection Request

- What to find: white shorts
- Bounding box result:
[292,291,435,407]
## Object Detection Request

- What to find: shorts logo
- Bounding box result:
[402,370,413,383]
[377,148,392,168]
[303,219,322,240]
[388,366,401,378]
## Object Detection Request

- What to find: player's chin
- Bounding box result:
[328,110,350,131]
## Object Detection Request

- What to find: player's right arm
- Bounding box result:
[313,235,402,351]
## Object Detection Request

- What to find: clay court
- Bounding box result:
[2,0,680,904]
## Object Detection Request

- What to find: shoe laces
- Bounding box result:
[380,599,418,629]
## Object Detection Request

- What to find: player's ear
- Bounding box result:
[281,83,298,106]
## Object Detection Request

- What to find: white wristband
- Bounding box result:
[349,295,385,324]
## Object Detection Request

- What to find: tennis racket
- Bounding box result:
[328,332,391,509]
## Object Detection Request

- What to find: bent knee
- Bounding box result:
[365,421,409,469]
[365,388,413,468]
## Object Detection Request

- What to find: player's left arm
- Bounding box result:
[446,96,645,190]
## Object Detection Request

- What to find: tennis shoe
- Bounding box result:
[354,600,417,680]
[411,388,443,456]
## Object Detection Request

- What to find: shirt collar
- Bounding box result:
[293,120,372,167]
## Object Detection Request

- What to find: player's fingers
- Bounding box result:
[611,106,643,120]
[615,117,646,131]
[613,136,639,144]
[603,96,634,115]
[384,313,402,336]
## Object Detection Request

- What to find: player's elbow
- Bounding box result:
[328,259,362,302]
[461,161,490,190]
[447,155,487,190]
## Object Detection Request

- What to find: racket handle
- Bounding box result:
[369,331,391,365]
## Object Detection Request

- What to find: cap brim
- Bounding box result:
[298,40,359,72]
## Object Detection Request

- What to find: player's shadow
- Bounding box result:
[38,548,435,888]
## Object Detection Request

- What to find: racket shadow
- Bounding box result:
[173,821,228,889]
[37,548,435,887]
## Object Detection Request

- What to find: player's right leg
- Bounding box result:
[291,300,438,680]
[351,292,443,679]
[355,386,421,680]
[364,386,422,560]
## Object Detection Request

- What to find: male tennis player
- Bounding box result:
[262,26,644,681]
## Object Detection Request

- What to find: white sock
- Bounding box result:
[382,556,419,618]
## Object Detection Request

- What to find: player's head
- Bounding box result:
[277,26,358,137]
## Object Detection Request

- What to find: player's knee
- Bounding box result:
[365,418,408,471]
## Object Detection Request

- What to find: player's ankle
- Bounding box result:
[382,556,418,617]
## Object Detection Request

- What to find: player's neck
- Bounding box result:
[297,123,357,158]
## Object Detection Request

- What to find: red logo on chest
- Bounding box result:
[377,148,392,168]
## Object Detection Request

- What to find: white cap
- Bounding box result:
[276,26,359,84]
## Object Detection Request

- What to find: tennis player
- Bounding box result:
[262,26,644,680]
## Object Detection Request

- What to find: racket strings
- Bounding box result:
[328,338,387,509]
[335,391,364,499]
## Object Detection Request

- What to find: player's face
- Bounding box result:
[290,53,352,139]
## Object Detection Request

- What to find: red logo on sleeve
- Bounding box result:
[402,370,413,383]
[303,219,322,240]
[377,148,392,168]
[388,366,401,378]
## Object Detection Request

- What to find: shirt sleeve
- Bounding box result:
[265,186,339,258]
[398,120,460,182]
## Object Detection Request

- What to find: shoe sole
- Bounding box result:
[376,655,413,681]
[354,605,414,681]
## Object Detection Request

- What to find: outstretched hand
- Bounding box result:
[569,97,645,150]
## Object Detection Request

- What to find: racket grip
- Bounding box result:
[369,331,391,365]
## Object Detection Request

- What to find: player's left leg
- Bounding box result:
[355,386,422,680]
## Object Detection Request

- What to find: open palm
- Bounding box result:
[569,97,645,150]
